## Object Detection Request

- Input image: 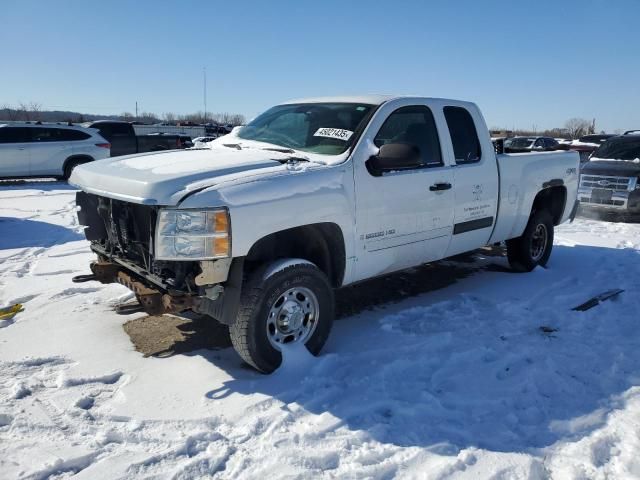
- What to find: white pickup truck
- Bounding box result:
[71,96,579,373]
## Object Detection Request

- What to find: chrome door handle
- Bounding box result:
[429,182,452,191]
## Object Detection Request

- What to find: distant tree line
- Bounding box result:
[491,117,615,139]
[1,103,246,126]
[119,110,246,126]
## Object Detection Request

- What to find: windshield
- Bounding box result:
[592,138,640,160]
[506,138,535,148]
[236,103,374,155]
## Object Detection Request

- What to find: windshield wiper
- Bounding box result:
[222,143,243,150]
[262,147,296,154]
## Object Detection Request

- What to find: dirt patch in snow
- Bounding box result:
[123,313,231,357]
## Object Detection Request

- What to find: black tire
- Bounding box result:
[506,210,554,272]
[63,159,84,180]
[230,262,334,373]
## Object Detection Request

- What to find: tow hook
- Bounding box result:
[72,274,98,283]
[72,261,120,284]
[72,261,197,316]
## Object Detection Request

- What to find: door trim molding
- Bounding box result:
[453,216,494,235]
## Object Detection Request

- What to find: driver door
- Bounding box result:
[353,103,454,281]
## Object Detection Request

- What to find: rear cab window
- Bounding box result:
[443,106,481,164]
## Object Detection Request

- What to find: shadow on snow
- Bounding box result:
[145,243,640,454]
[0,217,83,249]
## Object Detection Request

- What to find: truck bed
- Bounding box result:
[490,150,580,243]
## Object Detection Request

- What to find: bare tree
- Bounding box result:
[564,118,592,139]
[162,112,176,124]
[29,102,42,121]
[120,112,134,121]
[18,102,31,121]
[1,104,20,121]
[138,111,159,124]
[228,113,245,126]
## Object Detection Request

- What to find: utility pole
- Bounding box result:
[203,67,207,123]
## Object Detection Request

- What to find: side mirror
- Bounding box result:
[366,143,422,176]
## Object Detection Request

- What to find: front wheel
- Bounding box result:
[506,210,554,272]
[230,261,334,373]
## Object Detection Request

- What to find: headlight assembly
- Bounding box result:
[155,208,230,260]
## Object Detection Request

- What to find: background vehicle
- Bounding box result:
[192,136,218,147]
[578,132,640,213]
[134,123,206,139]
[0,123,110,179]
[559,134,615,162]
[71,95,579,373]
[205,125,231,137]
[504,136,560,153]
[84,121,190,157]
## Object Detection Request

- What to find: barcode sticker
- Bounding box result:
[313,127,353,141]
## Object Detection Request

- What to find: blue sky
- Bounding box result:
[1,0,638,131]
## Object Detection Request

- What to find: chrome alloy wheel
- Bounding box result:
[266,286,319,349]
[530,223,548,262]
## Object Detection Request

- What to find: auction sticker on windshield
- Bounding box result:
[313,128,354,141]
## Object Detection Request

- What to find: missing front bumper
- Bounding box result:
[73,261,197,316]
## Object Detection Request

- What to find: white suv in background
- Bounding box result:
[0,123,110,180]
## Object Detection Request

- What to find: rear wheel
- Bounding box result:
[506,210,554,272]
[230,261,334,373]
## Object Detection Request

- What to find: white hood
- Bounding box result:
[70,147,293,205]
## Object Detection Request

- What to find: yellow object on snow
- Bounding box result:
[0,304,24,321]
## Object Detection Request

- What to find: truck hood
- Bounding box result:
[69,147,294,205]
[582,159,640,177]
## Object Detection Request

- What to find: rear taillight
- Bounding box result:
[176,138,182,147]
[96,143,111,149]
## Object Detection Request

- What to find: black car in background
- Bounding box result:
[504,136,559,153]
[561,134,616,162]
[84,121,189,157]
[578,133,640,215]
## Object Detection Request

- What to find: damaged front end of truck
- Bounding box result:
[73,191,243,324]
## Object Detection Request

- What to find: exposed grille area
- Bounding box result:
[579,174,636,192]
[103,198,157,268]
[76,192,201,292]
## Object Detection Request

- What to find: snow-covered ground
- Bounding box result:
[1,181,640,479]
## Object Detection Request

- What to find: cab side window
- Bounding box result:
[444,106,481,164]
[374,105,442,167]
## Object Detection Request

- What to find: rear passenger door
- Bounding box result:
[443,105,499,257]
[0,127,31,177]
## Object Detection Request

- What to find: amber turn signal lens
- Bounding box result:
[213,236,230,257]
[214,211,229,233]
